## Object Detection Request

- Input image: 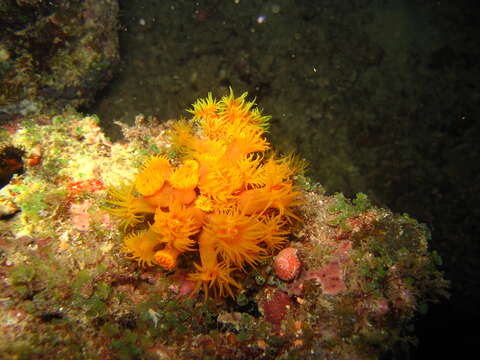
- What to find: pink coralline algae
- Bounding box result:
[333,240,352,259]
[287,241,352,296]
[372,298,390,316]
[168,273,197,298]
[70,200,92,231]
[274,247,301,281]
[307,240,352,295]
[70,199,114,232]
[306,260,346,295]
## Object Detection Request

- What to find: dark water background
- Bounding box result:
[87,0,480,357]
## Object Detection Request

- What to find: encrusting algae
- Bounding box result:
[104,89,305,299]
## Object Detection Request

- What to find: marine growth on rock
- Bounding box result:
[104,89,305,299]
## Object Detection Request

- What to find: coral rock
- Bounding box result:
[0,197,20,218]
[274,247,301,281]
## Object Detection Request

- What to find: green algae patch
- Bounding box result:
[110,330,144,360]
[8,264,36,298]
[327,192,373,230]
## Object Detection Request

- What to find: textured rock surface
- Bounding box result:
[0,0,119,121]
[0,108,447,359]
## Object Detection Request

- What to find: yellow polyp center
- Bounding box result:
[170,159,200,190]
[220,226,239,240]
[195,195,214,212]
[136,155,172,196]
[155,253,175,270]
[170,217,182,231]
[154,247,180,270]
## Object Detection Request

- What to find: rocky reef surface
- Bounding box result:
[0,0,119,121]
[0,104,447,359]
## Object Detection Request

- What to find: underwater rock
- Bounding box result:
[0,197,20,219]
[0,144,25,188]
[0,93,448,360]
[0,0,119,119]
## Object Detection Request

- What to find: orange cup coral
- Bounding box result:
[104,89,305,299]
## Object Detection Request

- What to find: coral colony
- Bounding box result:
[104,90,305,299]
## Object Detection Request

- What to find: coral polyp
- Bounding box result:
[135,154,172,196]
[104,89,304,299]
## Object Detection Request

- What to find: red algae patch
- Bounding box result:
[307,260,346,295]
[259,288,294,332]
